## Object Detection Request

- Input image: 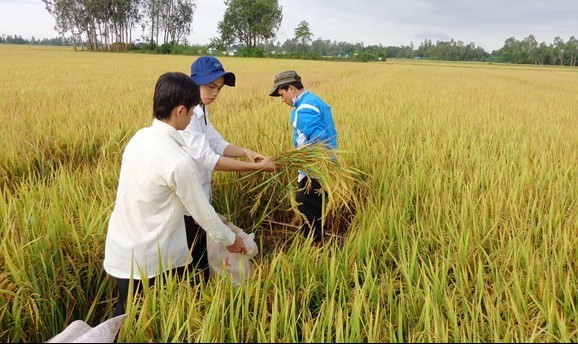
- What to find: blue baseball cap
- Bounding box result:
[190,56,236,86]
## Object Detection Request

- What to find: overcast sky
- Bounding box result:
[1,0,577,52]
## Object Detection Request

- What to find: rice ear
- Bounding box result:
[242,143,365,228]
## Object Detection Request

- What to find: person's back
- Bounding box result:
[104,71,246,316]
[294,91,337,150]
[105,123,201,279]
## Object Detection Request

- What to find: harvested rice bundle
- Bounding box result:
[241,143,363,228]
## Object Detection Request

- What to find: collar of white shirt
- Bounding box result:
[152,119,186,147]
[193,105,206,119]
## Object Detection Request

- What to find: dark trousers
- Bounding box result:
[183,215,210,282]
[296,176,325,242]
[112,215,209,316]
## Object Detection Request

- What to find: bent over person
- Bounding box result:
[269,70,338,243]
[103,72,272,315]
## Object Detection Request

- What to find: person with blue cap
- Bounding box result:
[179,56,276,282]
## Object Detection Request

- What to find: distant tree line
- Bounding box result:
[210,0,282,49]
[3,31,577,66]
[407,35,576,66]
[3,0,576,66]
[0,34,75,46]
[238,34,576,66]
[493,35,577,66]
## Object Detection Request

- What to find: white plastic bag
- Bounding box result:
[207,221,259,287]
[46,314,127,343]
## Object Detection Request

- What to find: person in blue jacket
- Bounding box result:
[269,70,338,243]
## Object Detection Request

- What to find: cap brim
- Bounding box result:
[223,72,235,87]
[193,71,236,87]
[269,85,280,97]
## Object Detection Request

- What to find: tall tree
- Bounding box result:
[552,36,566,66]
[43,0,145,50]
[310,38,332,56]
[42,0,84,49]
[43,0,70,43]
[534,42,551,65]
[280,38,297,53]
[141,0,160,47]
[566,36,577,66]
[109,0,142,49]
[165,0,196,45]
[141,0,196,48]
[294,20,312,51]
[522,35,538,64]
[216,0,282,48]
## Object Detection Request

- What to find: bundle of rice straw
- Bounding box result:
[240,142,363,228]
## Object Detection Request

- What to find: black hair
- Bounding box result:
[278,80,304,92]
[153,72,200,120]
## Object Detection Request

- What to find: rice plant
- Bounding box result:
[1,45,577,342]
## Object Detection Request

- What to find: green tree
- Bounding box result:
[294,20,313,51]
[566,36,577,66]
[165,0,196,46]
[280,38,297,53]
[523,35,539,64]
[552,36,566,65]
[216,0,282,48]
[141,0,196,49]
[43,0,75,47]
[42,0,103,50]
[43,0,146,51]
[109,0,142,49]
[209,36,228,51]
[310,38,331,56]
[534,42,551,65]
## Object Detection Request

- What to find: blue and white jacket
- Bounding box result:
[291,91,338,181]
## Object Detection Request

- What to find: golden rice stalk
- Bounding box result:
[241,143,364,225]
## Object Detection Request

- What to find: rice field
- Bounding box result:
[1,44,577,342]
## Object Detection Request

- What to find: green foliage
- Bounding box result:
[235,46,265,57]
[272,52,324,60]
[294,20,313,49]
[158,43,174,54]
[491,35,578,66]
[217,0,283,48]
[129,42,207,56]
[353,52,375,62]
[110,42,135,51]
[415,39,488,61]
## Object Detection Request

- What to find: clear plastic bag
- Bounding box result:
[207,221,258,287]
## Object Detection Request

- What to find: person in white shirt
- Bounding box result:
[179,56,276,282]
[103,72,275,316]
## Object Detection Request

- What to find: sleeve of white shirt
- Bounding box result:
[205,118,230,155]
[171,158,235,246]
[180,127,223,171]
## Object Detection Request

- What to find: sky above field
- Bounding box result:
[1,0,577,52]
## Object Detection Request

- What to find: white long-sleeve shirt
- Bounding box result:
[178,105,229,201]
[104,119,235,280]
